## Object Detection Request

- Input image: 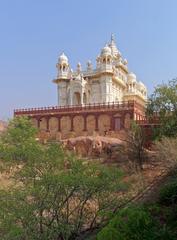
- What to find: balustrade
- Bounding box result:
[14,100,137,116]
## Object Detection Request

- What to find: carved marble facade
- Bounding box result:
[53,35,147,107]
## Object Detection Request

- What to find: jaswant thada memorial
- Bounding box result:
[14,35,147,140]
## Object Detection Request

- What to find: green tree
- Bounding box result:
[147,78,177,138]
[0,116,39,163]
[0,117,126,240]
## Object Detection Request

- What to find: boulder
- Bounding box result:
[63,136,124,158]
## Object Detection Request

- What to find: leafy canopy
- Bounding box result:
[0,116,39,162]
[147,78,177,138]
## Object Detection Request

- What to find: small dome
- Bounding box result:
[101,44,112,56]
[139,81,146,90]
[124,59,128,65]
[128,72,137,83]
[58,53,68,63]
[77,62,81,68]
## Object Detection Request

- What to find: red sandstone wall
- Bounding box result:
[14,102,143,140]
[31,112,132,140]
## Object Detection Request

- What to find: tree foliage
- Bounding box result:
[0,116,39,163]
[0,117,126,240]
[147,78,177,138]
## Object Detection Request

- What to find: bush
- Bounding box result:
[155,137,177,168]
[159,180,177,206]
[125,122,147,172]
[97,205,177,240]
[97,206,157,240]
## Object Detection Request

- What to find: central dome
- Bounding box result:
[101,44,112,56]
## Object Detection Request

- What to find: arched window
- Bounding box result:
[73,92,81,105]
[83,92,87,104]
[115,118,121,130]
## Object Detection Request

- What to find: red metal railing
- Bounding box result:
[136,117,160,125]
[14,101,137,116]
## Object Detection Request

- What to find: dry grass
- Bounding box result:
[0,171,13,189]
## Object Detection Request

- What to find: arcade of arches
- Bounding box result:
[30,111,133,140]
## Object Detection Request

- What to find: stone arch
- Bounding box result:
[73,92,81,105]
[113,113,122,131]
[49,117,58,132]
[98,114,111,134]
[107,57,111,64]
[124,113,131,129]
[31,118,38,128]
[61,116,71,134]
[39,117,47,132]
[86,115,96,135]
[73,115,84,134]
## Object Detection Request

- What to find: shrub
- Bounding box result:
[97,206,157,240]
[124,122,147,172]
[155,137,177,168]
[159,180,177,206]
[97,205,177,240]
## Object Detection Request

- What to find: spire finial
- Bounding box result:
[111,33,115,42]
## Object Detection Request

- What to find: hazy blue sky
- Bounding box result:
[0,0,177,119]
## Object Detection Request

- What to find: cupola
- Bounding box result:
[100,44,112,64]
[56,53,70,78]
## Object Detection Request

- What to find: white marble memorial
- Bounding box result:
[53,35,147,106]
